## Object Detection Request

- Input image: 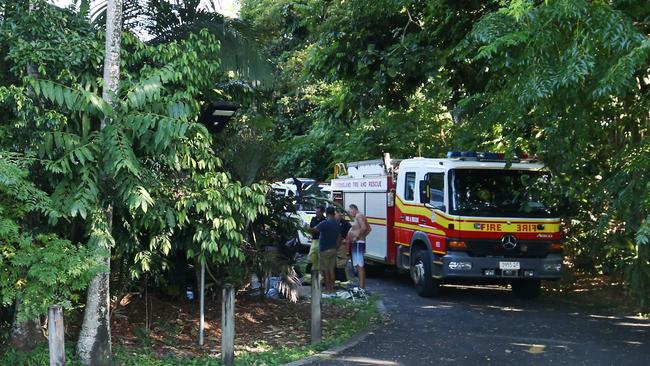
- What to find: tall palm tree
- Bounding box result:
[76,0,122,364]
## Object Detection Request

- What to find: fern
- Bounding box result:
[30,78,112,116]
[103,124,141,178]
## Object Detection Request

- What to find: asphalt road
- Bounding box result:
[314,272,650,366]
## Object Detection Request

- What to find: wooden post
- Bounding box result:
[221,284,235,366]
[48,305,65,366]
[198,261,205,346]
[311,271,322,344]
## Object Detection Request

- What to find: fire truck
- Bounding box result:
[331,152,563,298]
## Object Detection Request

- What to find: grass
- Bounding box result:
[0,297,381,366]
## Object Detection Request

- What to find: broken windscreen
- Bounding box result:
[449,169,556,218]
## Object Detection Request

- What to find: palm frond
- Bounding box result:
[149,17,275,88]
[90,0,147,32]
[277,267,301,303]
[88,0,275,88]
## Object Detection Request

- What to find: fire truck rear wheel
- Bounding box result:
[411,250,439,297]
[511,279,541,299]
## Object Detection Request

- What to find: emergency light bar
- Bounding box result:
[446,151,535,162]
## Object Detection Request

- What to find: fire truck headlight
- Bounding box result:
[449,261,472,270]
[543,263,562,272]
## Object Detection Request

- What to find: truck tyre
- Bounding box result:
[512,279,541,299]
[411,250,439,297]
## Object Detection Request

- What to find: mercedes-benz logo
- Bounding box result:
[502,234,518,250]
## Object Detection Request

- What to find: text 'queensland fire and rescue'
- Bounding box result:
[335,180,383,188]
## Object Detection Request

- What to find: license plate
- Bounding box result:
[499,261,520,270]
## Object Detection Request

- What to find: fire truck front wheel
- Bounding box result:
[411,251,440,297]
[511,279,542,299]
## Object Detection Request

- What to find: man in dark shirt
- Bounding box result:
[335,210,352,281]
[308,205,326,272]
[309,206,341,294]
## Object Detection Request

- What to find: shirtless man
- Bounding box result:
[347,204,371,290]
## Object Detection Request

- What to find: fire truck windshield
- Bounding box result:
[449,169,556,218]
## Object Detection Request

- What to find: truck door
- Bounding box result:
[421,171,456,254]
[394,171,418,248]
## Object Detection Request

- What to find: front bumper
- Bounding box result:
[437,252,562,280]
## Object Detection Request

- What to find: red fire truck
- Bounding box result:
[331,152,563,298]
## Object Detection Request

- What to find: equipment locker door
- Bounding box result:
[344,192,388,263]
[364,192,388,261]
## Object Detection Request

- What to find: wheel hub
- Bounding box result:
[411,261,424,284]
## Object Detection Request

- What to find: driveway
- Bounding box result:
[314,272,650,366]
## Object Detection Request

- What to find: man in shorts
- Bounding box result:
[308,206,341,294]
[308,205,326,272]
[347,204,371,290]
[335,209,352,282]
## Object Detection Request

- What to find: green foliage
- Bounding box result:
[2,234,104,322]
[1,1,268,307]
[240,0,486,179]
[0,344,83,366]
[242,0,650,307]
[0,155,103,321]
[456,0,650,303]
[91,0,275,88]
[176,172,268,262]
[0,153,56,221]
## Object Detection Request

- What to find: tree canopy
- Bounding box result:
[240,0,650,304]
[0,0,268,333]
[0,1,649,360]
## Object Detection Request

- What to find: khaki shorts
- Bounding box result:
[320,248,337,272]
[336,244,348,268]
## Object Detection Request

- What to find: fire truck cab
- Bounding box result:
[332,153,563,298]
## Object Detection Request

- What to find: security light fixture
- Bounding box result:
[198,101,239,133]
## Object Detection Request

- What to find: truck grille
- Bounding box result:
[465,240,551,258]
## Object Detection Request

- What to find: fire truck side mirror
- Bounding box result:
[419,180,430,204]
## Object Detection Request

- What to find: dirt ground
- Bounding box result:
[543,271,644,314]
[111,293,356,358]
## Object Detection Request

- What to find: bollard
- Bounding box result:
[311,271,322,344]
[198,261,205,346]
[221,284,235,366]
[48,305,65,366]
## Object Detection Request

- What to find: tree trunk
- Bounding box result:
[10,297,42,351]
[76,246,112,365]
[76,0,123,364]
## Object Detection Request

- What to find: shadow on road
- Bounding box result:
[368,267,650,323]
[314,270,650,366]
